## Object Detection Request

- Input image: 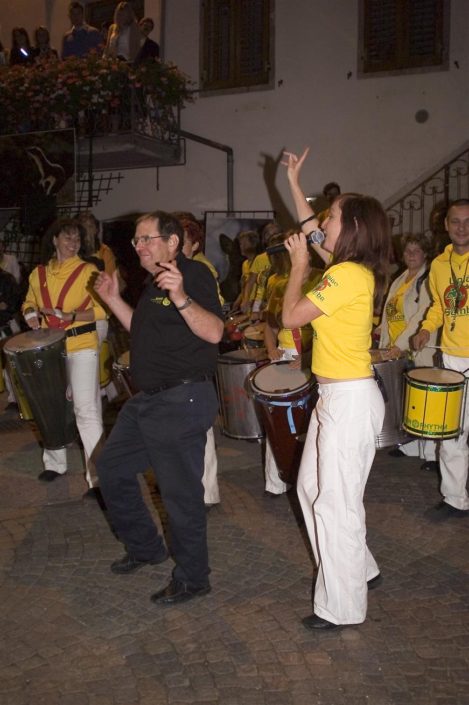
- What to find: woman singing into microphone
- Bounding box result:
[282,149,392,630]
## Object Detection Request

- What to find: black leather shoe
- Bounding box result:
[425,500,469,522]
[150,579,211,605]
[302,614,339,631]
[110,551,168,574]
[388,448,406,458]
[367,573,382,590]
[38,470,62,482]
[420,461,439,472]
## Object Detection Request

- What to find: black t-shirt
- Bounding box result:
[130,253,223,392]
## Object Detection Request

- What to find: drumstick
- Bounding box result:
[425,345,469,352]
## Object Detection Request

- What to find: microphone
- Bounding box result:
[266,229,325,255]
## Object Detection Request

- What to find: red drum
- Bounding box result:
[249,361,318,484]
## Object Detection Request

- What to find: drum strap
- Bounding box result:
[38,264,92,329]
[292,328,302,355]
[258,397,310,434]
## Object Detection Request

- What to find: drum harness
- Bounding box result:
[38,263,95,337]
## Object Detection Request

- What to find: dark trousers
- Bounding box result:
[97,380,218,588]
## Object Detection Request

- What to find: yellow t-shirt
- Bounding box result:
[267,270,322,352]
[306,262,374,379]
[23,256,106,353]
[250,252,271,307]
[422,245,469,356]
[385,277,413,345]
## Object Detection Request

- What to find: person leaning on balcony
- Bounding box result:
[134,16,160,65]
[103,1,141,63]
[413,199,469,521]
[22,218,106,498]
[9,27,34,66]
[62,1,103,59]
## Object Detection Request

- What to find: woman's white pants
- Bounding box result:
[297,378,384,625]
[43,349,104,488]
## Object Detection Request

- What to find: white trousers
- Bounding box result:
[439,354,469,510]
[400,438,437,461]
[297,378,385,625]
[202,427,220,504]
[43,349,104,488]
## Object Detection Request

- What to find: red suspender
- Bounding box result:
[292,328,302,355]
[37,263,92,329]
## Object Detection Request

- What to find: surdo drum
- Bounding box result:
[216,348,267,440]
[370,349,411,449]
[402,367,467,440]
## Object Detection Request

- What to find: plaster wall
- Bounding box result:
[0,0,468,224]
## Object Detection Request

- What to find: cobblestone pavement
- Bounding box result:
[0,395,468,705]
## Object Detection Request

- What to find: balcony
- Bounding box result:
[0,54,192,172]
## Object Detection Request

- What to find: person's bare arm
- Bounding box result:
[94,270,134,332]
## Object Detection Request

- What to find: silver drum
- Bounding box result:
[216,348,268,440]
[371,350,410,449]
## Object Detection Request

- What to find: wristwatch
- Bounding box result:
[175,296,193,311]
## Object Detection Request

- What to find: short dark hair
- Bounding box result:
[136,211,184,251]
[69,2,84,13]
[41,218,85,264]
[446,198,469,217]
[323,181,341,197]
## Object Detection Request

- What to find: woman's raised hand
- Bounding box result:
[281,147,310,185]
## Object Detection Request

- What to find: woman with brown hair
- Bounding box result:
[282,148,392,630]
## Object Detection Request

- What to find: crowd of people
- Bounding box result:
[0,1,160,67]
[0,154,468,628]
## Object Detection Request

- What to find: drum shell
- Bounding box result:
[403,367,466,439]
[216,348,267,439]
[250,362,318,485]
[372,354,410,448]
[242,323,265,349]
[4,330,77,449]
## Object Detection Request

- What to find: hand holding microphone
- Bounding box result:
[266,229,324,255]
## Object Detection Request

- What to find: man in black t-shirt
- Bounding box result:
[95,211,223,605]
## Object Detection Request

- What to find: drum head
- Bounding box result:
[252,362,311,396]
[219,348,268,364]
[407,367,465,385]
[4,329,65,353]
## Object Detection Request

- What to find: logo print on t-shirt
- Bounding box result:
[443,283,467,311]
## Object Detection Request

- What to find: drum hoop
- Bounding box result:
[404,374,466,392]
[250,361,313,398]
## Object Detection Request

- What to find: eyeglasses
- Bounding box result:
[131,234,164,248]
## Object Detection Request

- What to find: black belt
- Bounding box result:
[146,374,213,395]
[66,322,96,338]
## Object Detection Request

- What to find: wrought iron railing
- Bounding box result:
[385,146,469,238]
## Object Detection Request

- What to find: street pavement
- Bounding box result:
[0,392,468,705]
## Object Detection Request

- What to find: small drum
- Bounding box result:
[243,323,265,348]
[216,348,268,439]
[403,367,467,439]
[112,350,136,398]
[3,329,77,449]
[249,361,318,484]
[371,349,411,448]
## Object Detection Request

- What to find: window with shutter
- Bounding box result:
[201,0,273,93]
[359,0,449,77]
